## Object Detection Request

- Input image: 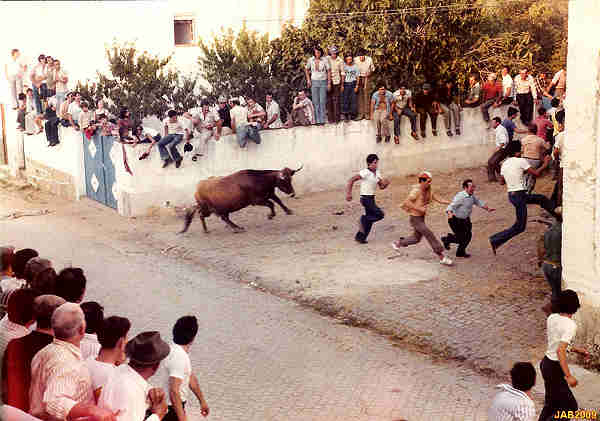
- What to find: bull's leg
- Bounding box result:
[220,213,245,232]
[257,200,276,219]
[200,216,208,233]
[270,193,293,215]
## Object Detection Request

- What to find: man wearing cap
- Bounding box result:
[99,331,169,421]
[393,171,454,266]
[414,84,439,138]
[354,50,375,120]
[392,84,418,141]
[326,46,344,123]
[2,295,65,411]
[30,302,118,421]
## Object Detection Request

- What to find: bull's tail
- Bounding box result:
[179,205,198,234]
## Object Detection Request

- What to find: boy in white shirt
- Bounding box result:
[159,110,191,168]
[161,316,209,420]
[346,154,390,244]
[539,290,589,421]
[488,362,536,421]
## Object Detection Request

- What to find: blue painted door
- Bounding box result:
[83,132,118,209]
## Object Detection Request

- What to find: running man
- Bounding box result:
[392,171,453,265]
[346,154,390,244]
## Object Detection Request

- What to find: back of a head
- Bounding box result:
[24,257,52,284]
[81,301,104,334]
[31,267,57,295]
[510,362,536,392]
[558,289,580,314]
[528,124,538,134]
[98,316,131,349]
[366,154,379,165]
[0,246,15,272]
[13,249,39,279]
[173,315,199,346]
[556,110,565,125]
[551,97,560,108]
[506,140,522,157]
[55,267,87,303]
[33,294,66,329]
[51,302,85,341]
[7,288,38,325]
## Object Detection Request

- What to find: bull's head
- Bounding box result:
[277,164,303,197]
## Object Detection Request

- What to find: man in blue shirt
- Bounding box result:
[370,86,394,143]
[442,179,495,257]
[502,107,527,142]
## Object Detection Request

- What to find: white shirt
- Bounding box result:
[6,57,26,79]
[354,56,375,77]
[488,384,536,421]
[142,126,159,138]
[545,313,577,361]
[230,105,248,130]
[392,89,411,109]
[358,168,382,196]
[502,74,513,97]
[99,364,159,421]
[80,333,101,359]
[163,117,185,135]
[266,100,283,129]
[86,358,116,395]
[162,343,192,404]
[500,157,530,192]
[495,124,509,148]
[68,101,82,121]
[305,56,330,81]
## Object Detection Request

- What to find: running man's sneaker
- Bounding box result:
[440,256,453,266]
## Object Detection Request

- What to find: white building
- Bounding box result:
[0,0,308,96]
[562,0,600,348]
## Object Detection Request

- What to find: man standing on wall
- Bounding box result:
[326,46,344,124]
[5,49,27,110]
[514,68,538,126]
[354,50,375,120]
[442,179,495,258]
[346,154,390,244]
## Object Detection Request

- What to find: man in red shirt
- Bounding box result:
[533,107,554,142]
[480,73,501,127]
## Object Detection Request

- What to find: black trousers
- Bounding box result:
[517,92,534,125]
[162,402,186,421]
[358,195,384,239]
[539,356,577,421]
[446,216,472,255]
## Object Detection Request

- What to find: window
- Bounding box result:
[174,19,195,46]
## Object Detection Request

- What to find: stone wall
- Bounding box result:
[562,0,600,348]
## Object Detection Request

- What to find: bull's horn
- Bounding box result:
[292,163,303,174]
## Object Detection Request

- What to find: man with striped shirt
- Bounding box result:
[488,362,536,421]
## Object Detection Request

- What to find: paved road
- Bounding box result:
[1,198,500,421]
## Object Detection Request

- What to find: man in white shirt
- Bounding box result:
[514,68,538,125]
[489,140,555,254]
[161,316,209,421]
[487,117,509,182]
[86,316,130,401]
[67,93,82,129]
[191,100,218,158]
[346,154,390,244]
[159,110,190,168]
[5,49,27,109]
[488,362,536,421]
[326,46,345,123]
[499,67,514,105]
[264,94,283,129]
[231,97,261,148]
[354,50,375,120]
[99,331,169,421]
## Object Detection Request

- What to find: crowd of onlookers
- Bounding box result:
[6,46,568,169]
[0,246,209,421]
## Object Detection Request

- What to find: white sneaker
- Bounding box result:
[440,256,453,266]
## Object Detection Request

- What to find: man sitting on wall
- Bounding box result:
[215,96,232,141]
[286,90,316,128]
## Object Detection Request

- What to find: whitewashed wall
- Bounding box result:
[562,0,600,346]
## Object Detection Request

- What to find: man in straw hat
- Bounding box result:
[99,331,170,421]
[392,171,454,265]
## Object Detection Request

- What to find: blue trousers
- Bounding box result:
[341,81,357,117]
[158,134,183,162]
[359,195,384,239]
[490,190,555,249]
[311,79,328,124]
[32,85,43,114]
[236,124,262,148]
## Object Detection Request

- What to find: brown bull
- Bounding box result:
[179,165,303,233]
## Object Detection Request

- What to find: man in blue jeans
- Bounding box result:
[489,140,555,254]
[159,110,191,168]
[346,154,390,244]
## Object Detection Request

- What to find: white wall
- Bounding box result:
[562,0,600,345]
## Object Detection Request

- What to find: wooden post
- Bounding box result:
[0,103,7,165]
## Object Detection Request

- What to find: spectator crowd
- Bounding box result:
[0,247,209,421]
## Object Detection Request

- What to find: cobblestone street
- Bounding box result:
[1,181,507,420]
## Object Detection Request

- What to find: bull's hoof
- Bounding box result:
[268,214,275,220]
[285,209,294,215]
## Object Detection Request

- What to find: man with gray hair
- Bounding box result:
[2,295,65,411]
[30,302,118,421]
